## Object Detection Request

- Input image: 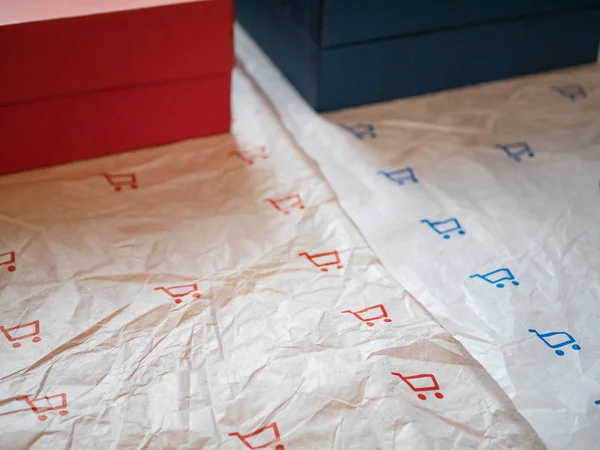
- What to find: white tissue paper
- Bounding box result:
[236,25,600,449]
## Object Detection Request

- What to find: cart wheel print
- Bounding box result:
[413,391,444,401]
[1,321,41,348]
[12,336,41,348]
[0,251,16,272]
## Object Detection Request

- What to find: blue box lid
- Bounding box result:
[321,0,600,47]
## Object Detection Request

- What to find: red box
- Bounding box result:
[0,0,233,175]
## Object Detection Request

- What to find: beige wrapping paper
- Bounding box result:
[0,64,543,448]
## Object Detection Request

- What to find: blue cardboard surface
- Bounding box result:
[321,0,600,47]
[318,8,600,110]
[236,0,321,106]
[236,0,600,111]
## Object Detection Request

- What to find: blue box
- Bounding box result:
[236,0,600,111]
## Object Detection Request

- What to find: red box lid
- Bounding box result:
[0,0,233,106]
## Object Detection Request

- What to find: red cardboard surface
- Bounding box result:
[0,0,233,175]
[0,75,231,175]
[0,0,233,105]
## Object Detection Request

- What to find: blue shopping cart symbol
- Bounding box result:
[494,142,534,162]
[470,268,519,288]
[421,218,465,239]
[552,84,587,101]
[378,168,418,185]
[528,329,581,356]
[340,123,376,140]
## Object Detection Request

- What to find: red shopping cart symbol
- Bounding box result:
[229,423,284,450]
[342,304,391,327]
[231,146,269,165]
[17,393,69,421]
[298,250,343,272]
[392,372,444,401]
[266,194,305,215]
[0,251,16,272]
[1,320,41,349]
[154,283,201,304]
[103,173,138,192]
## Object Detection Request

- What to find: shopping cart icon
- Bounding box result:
[229,422,285,450]
[267,194,305,215]
[528,329,581,356]
[391,372,444,401]
[1,320,41,348]
[17,393,69,421]
[0,251,16,272]
[298,250,343,272]
[230,146,269,165]
[552,84,587,101]
[342,304,392,326]
[494,142,534,162]
[103,173,138,191]
[378,167,418,185]
[421,218,465,239]
[340,123,376,140]
[154,283,201,304]
[469,268,519,288]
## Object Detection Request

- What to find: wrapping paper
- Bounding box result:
[0,55,543,449]
[235,26,600,450]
